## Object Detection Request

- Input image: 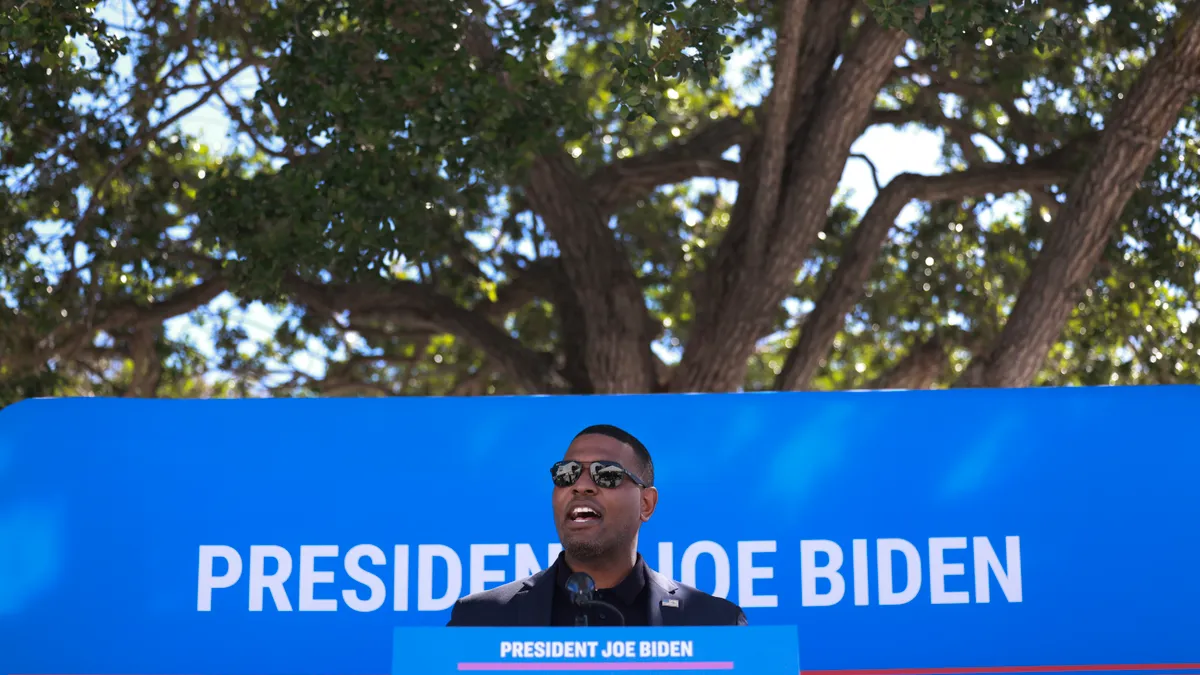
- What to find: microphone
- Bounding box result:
[565,572,595,606]
[564,571,625,626]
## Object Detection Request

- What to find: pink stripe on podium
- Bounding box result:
[456,662,734,671]
[21,662,1200,675]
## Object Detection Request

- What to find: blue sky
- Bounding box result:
[40,1,1195,390]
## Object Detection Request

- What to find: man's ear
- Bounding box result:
[640,486,659,522]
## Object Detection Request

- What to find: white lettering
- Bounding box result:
[929,537,970,604]
[343,544,386,612]
[514,543,562,580]
[393,545,409,611]
[601,640,638,658]
[470,544,508,594]
[299,545,339,611]
[974,536,1022,603]
[195,537,1022,612]
[657,541,674,581]
[501,640,601,658]
[418,544,461,611]
[680,541,730,598]
[852,539,869,606]
[877,538,921,605]
[736,541,777,608]
[514,543,539,579]
[638,640,694,657]
[800,540,844,606]
[249,545,293,611]
[197,545,242,611]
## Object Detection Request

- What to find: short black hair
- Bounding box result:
[574,424,655,487]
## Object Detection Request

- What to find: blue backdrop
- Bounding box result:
[0,386,1197,675]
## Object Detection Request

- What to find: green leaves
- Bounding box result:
[606,0,742,120]
[2,0,1198,402]
[867,0,1066,60]
[260,0,576,189]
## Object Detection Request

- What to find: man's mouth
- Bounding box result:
[568,505,602,524]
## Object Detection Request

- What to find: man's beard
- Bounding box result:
[563,535,608,561]
[561,521,635,562]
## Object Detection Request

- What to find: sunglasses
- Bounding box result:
[550,460,647,489]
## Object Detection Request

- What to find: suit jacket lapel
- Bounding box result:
[645,566,683,626]
[515,565,556,626]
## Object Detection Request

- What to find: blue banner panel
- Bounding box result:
[1,387,1198,675]
[392,626,799,673]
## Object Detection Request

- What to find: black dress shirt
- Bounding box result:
[549,552,650,626]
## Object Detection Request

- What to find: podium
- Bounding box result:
[393,626,799,673]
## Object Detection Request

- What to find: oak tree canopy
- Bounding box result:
[2,0,1199,403]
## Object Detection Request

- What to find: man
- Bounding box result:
[446,424,747,626]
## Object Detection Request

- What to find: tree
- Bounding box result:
[2,0,1200,405]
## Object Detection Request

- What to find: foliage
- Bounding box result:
[869,0,1068,58]
[1,0,1198,405]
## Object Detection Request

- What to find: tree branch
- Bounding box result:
[849,153,882,192]
[588,117,749,214]
[317,381,395,397]
[720,0,854,285]
[745,0,810,257]
[124,327,163,398]
[767,12,909,275]
[956,4,1200,389]
[68,60,256,262]
[675,14,907,392]
[9,277,229,378]
[459,4,655,393]
[145,284,220,327]
[863,336,948,390]
[449,367,491,396]
[485,257,565,317]
[201,63,295,160]
[285,276,568,394]
[896,61,1052,149]
[775,159,1072,391]
[716,0,854,295]
[786,0,858,142]
[525,155,656,392]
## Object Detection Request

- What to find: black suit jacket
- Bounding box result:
[445,556,748,627]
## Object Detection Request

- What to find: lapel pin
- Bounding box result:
[660,599,679,607]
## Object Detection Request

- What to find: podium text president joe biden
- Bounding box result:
[445,424,747,627]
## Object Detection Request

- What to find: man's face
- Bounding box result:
[552,434,657,562]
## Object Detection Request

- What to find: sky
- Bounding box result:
[45,1,1195,391]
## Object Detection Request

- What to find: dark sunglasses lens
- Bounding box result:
[551,461,581,487]
[591,462,626,488]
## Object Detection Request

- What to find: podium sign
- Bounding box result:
[392,626,799,674]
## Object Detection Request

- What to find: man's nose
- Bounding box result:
[572,472,598,493]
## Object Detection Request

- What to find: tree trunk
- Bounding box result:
[457,10,656,394]
[866,337,949,390]
[125,328,163,398]
[957,5,1200,389]
[673,14,907,392]
[527,156,657,393]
